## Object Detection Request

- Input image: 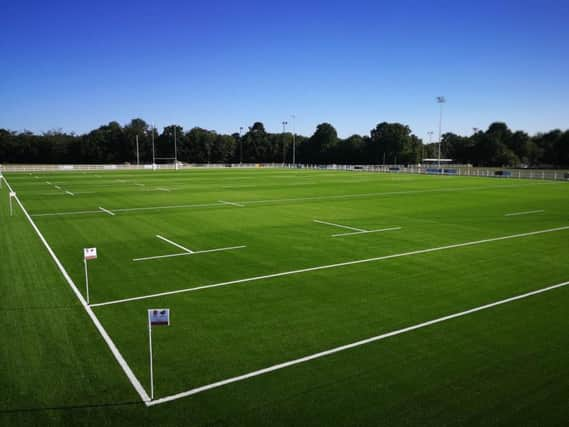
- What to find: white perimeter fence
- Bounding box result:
[2,163,569,182]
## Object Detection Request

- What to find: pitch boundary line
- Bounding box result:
[1,175,150,403]
[505,210,545,217]
[90,225,569,307]
[147,279,569,406]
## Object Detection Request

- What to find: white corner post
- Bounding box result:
[84,257,90,304]
[148,313,154,400]
[9,191,16,216]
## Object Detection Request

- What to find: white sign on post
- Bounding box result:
[84,247,98,260]
[83,247,97,304]
[149,309,170,326]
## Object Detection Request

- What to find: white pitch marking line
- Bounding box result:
[219,200,245,207]
[146,279,569,406]
[132,245,247,262]
[65,190,75,196]
[91,225,569,307]
[313,219,366,232]
[113,202,226,213]
[31,210,103,217]
[28,182,560,218]
[54,185,61,190]
[156,187,170,192]
[505,210,545,217]
[156,235,194,253]
[0,175,150,403]
[30,202,227,217]
[98,206,115,216]
[332,227,402,237]
[135,183,145,187]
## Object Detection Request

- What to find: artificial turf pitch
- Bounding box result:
[1,168,569,426]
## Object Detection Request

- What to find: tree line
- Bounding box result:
[1,119,568,167]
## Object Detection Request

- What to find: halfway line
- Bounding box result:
[91,225,569,307]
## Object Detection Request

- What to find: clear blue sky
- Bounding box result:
[1,0,568,139]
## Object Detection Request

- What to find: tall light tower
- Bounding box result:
[151,124,156,169]
[173,126,178,170]
[436,96,446,166]
[239,126,244,165]
[291,114,296,165]
[426,131,434,162]
[135,135,140,166]
[282,121,288,164]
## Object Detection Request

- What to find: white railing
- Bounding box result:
[2,163,568,181]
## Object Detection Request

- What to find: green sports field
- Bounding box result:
[2,167,569,426]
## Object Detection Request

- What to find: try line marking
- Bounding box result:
[505,210,545,217]
[1,175,150,403]
[90,224,569,307]
[147,279,569,406]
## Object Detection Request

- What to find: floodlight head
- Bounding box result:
[436,96,446,103]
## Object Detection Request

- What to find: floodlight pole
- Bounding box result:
[151,125,156,170]
[148,314,154,400]
[239,127,244,165]
[174,126,178,170]
[291,115,296,166]
[136,135,140,166]
[282,121,288,164]
[84,258,90,305]
[426,131,434,163]
[436,96,446,167]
